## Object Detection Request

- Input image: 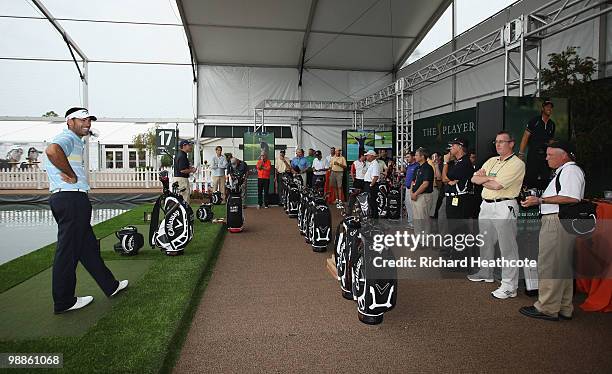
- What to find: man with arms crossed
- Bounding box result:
[469,131,525,300]
[45,107,128,314]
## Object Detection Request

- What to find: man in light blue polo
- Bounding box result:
[291,148,309,184]
[45,107,128,314]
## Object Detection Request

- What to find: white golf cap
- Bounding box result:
[365,150,377,156]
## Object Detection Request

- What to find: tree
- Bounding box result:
[42,111,59,117]
[133,127,158,169]
[540,46,612,196]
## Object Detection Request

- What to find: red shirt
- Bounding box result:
[256,159,271,179]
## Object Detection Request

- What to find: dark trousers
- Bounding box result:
[364,183,379,218]
[49,192,118,312]
[445,194,477,268]
[257,178,270,207]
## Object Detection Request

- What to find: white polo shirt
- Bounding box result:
[540,161,585,215]
[353,159,365,180]
[312,158,327,176]
[364,160,380,183]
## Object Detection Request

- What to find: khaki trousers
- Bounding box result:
[211,175,226,200]
[534,214,576,317]
[412,192,432,233]
[173,177,191,204]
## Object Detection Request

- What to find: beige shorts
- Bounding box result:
[330,171,343,188]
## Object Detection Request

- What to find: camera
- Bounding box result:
[520,187,539,201]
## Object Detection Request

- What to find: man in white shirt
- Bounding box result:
[211,146,228,201]
[312,150,328,192]
[351,153,366,191]
[519,140,585,321]
[363,150,380,218]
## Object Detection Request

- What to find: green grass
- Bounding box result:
[0,203,226,373]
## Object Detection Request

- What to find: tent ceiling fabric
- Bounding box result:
[180,0,450,72]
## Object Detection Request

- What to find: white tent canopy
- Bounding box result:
[179,0,451,72]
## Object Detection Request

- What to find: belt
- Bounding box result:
[51,188,88,194]
[541,212,559,216]
[445,192,474,197]
[483,197,516,203]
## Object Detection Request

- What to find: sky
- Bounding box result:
[0,0,518,119]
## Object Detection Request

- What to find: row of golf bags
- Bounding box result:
[334,192,397,325]
[281,173,332,252]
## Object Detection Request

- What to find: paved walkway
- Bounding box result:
[174,207,612,373]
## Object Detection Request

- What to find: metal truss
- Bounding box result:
[395,80,414,163]
[355,0,612,111]
[254,99,363,131]
[255,99,358,112]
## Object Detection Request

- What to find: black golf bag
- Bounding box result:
[287,177,301,218]
[197,202,214,222]
[211,190,223,205]
[334,216,362,300]
[386,184,401,220]
[149,171,195,256]
[299,188,311,236]
[113,225,144,256]
[226,173,244,233]
[356,191,372,219]
[351,223,397,325]
[309,196,331,252]
[376,182,389,218]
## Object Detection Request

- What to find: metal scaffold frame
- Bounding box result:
[253,99,364,132]
[348,0,611,163]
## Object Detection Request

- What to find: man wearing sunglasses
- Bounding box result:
[469,131,525,300]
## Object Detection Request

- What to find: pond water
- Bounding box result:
[0,203,137,265]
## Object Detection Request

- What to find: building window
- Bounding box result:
[105,150,124,169]
[129,150,147,168]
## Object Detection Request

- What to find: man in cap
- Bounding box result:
[469,131,525,299]
[363,150,380,218]
[519,100,556,191]
[174,139,196,204]
[44,107,128,314]
[226,156,249,207]
[275,149,291,202]
[519,140,584,321]
[442,138,477,261]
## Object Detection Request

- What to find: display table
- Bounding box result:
[576,199,612,312]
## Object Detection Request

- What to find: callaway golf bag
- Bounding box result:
[334,216,362,300]
[308,195,332,252]
[376,182,389,218]
[197,202,214,222]
[386,183,401,220]
[298,187,311,236]
[226,172,245,233]
[113,226,144,256]
[286,175,301,218]
[149,171,195,256]
[351,223,397,325]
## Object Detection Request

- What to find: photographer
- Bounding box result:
[519,140,584,321]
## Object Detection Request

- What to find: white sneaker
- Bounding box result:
[467,272,494,283]
[491,287,517,299]
[60,296,93,313]
[111,280,129,297]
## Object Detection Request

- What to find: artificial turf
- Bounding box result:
[0,203,226,373]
